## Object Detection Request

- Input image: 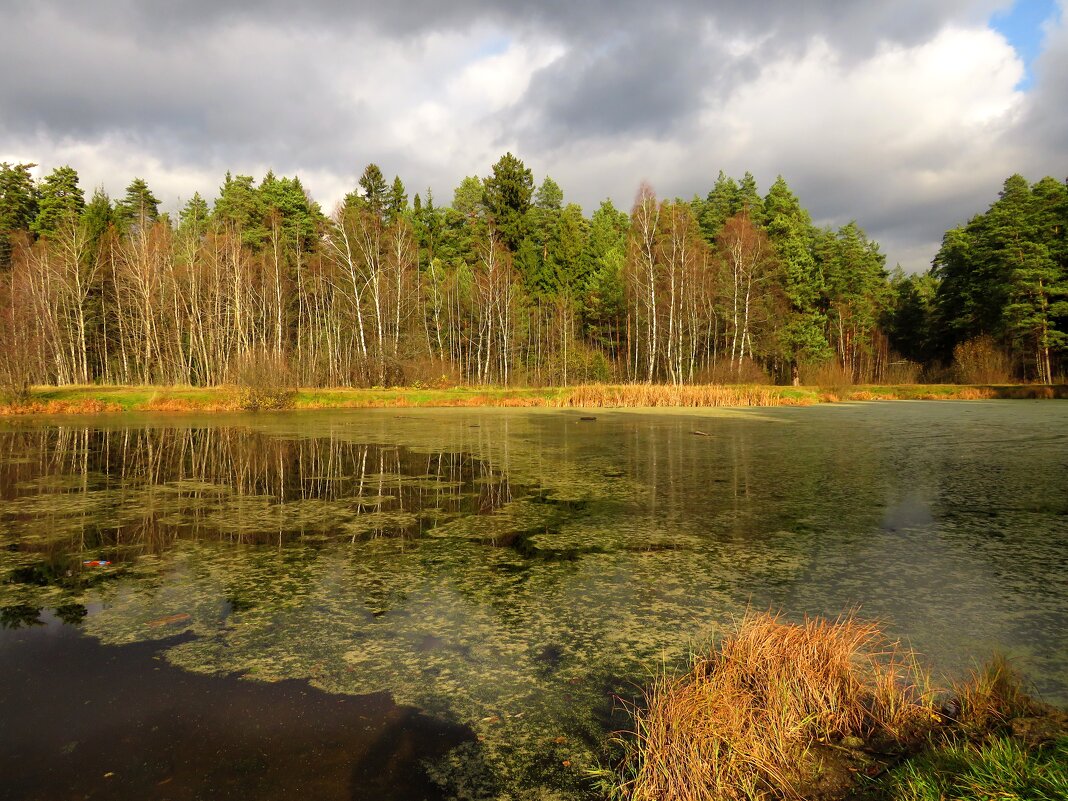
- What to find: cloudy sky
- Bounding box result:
[1,0,1065,270]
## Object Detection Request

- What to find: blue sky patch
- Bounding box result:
[990,0,1061,89]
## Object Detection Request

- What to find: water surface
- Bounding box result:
[1,402,1066,800]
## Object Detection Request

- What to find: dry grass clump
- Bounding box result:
[609,612,934,801]
[949,654,1042,735]
[560,384,782,408]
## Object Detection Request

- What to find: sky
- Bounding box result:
[1,0,1065,272]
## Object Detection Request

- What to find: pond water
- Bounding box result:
[1,402,1066,800]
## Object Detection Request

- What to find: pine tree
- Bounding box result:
[451,176,484,219]
[0,162,38,269]
[32,165,85,237]
[116,177,161,232]
[764,176,829,377]
[534,176,564,211]
[737,171,765,228]
[213,173,265,248]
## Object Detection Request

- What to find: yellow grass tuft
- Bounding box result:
[609,612,934,801]
[950,653,1041,734]
[558,384,784,408]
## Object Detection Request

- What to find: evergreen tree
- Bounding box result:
[213,173,266,248]
[548,203,590,295]
[822,221,889,376]
[32,165,85,237]
[0,162,37,269]
[348,163,388,217]
[885,268,939,365]
[737,171,765,227]
[82,187,115,250]
[178,192,210,239]
[699,171,739,243]
[414,189,447,266]
[451,176,484,219]
[933,173,1068,379]
[582,199,629,352]
[386,175,408,223]
[259,172,322,250]
[764,176,829,376]
[482,152,533,251]
[534,176,564,211]
[116,177,161,232]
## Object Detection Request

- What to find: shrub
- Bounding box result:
[234,353,295,411]
[800,359,855,389]
[953,336,1010,384]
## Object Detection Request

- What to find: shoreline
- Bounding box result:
[1,382,1065,416]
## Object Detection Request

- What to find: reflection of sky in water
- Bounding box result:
[1,401,1066,799]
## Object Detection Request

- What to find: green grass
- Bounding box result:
[877,736,1068,801]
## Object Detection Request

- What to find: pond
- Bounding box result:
[1,402,1066,800]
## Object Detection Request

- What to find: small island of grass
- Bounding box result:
[596,612,1067,801]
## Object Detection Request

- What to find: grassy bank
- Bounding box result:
[596,612,1067,801]
[1,382,1065,416]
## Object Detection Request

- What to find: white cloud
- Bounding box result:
[683,26,1026,267]
[1,2,1062,271]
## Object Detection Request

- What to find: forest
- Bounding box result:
[0,155,1065,391]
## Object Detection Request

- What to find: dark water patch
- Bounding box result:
[0,603,44,628]
[0,615,473,801]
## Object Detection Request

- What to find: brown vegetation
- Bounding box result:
[949,654,1044,736]
[0,398,123,415]
[953,335,1011,384]
[602,613,1068,801]
[607,612,933,801]
[559,383,793,408]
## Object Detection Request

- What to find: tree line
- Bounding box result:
[888,174,1068,384]
[0,155,1064,391]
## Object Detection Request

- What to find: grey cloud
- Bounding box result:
[508,20,735,146]
[0,0,1051,270]
[1015,12,1068,179]
[6,1,999,57]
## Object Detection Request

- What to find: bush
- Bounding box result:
[800,359,855,388]
[234,353,295,411]
[953,336,1010,384]
[0,371,31,405]
[884,359,922,385]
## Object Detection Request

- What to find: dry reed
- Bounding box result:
[610,612,934,801]
[559,384,786,408]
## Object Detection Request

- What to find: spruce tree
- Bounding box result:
[482,152,533,251]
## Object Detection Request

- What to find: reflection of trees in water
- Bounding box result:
[0,426,518,555]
